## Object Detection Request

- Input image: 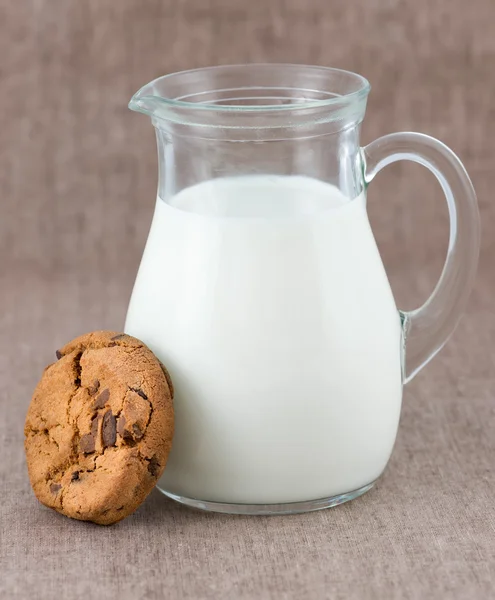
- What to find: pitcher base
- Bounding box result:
[157,481,377,515]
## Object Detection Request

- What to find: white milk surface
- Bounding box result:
[125,175,403,504]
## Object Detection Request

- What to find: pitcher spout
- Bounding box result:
[129,82,169,119]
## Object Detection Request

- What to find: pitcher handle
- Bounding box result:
[362,133,480,383]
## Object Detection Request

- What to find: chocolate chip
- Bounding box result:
[110,333,126,341]
[147,456,160,478]
[131,388,148,400]
[93,388,110,409]
[79,433,95,454]
[91,415,100,437]
[102,410,116,447]
[55,350,62,360]
[71,471,80,482]
[87,379,100,395]
[108,342,117,347]
[132,424,143,439]
[50,483,61,494]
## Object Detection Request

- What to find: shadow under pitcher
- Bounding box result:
[125,65,480,515]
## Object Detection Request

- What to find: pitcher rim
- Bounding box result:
[129,63,371,115]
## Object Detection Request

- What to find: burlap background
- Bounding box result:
[1,1,494,598]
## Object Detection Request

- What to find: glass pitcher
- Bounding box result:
[125,65,479,515]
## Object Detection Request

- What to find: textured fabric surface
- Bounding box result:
[1,1,495,598]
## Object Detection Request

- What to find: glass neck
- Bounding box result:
[155,124,364,201]
[131,65,370,200]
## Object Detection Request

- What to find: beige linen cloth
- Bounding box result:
[1,1,494,598]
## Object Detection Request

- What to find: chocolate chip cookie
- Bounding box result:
[24,331,174,525]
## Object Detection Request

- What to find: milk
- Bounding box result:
[125,175,403,504]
